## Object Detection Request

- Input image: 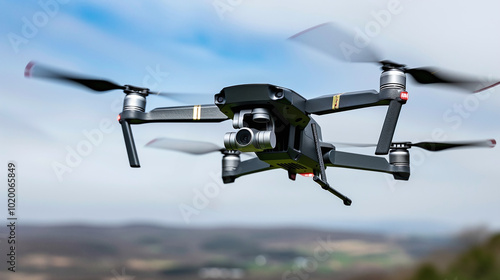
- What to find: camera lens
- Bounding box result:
[235,128,252,146]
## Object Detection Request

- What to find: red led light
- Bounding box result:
[299,173,315,177]
[400,91,409,101]
[117,114,121,122]
[24,61,35,78]
[490,139,496,147]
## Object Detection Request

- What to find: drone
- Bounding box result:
[25,22,498,206]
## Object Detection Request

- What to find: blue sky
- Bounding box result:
[1,0,500,233]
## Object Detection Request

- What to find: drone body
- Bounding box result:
[118,68,426,206]
[26,22,498,206]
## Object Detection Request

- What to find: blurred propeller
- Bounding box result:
[407,139,496,152]
[289,22,382,63]
[149,91,215,104]
[25,61,213,102]
[333,139,496,152]
[146,137,225,155]
[25,61,125,92]
[333,142,378,148]
[289,22,500,93]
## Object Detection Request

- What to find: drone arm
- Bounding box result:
[305,90,387,115]
[120,120,140,167]
[306,88,406,155]
[222,157,274,183]
[324,150,410,180]
[118,105,229,168]
[375,99,403,155]
[121,104,229,124]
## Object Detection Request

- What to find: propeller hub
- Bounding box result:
[390,142,412,149]
[380,60,407,71]
[124,85,150,95]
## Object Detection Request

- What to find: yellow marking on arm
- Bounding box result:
[192,105,201,120]
[332,94,343,110]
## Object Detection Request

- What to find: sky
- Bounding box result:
[1,0,500,234]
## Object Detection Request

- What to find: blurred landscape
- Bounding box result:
[0,224,497,280]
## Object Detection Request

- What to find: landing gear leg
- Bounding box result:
[311,123,352,206]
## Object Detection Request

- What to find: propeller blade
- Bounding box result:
[291,22,500,93]
[25,61,215,103]
[332,139,496,152]
[25,61,125,92]
[411,139,496,152]
[289,22,381,63]
[331,142,377,148]
[150,91,214,103]
[405,67,499,93]
[145,137,224,155]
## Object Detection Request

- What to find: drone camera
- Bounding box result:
[225,108,276,152]
[224,127,276,152]
[235,128,252,145]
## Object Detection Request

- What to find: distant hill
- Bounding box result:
[410,232,500,280]
[0,224,464,280]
